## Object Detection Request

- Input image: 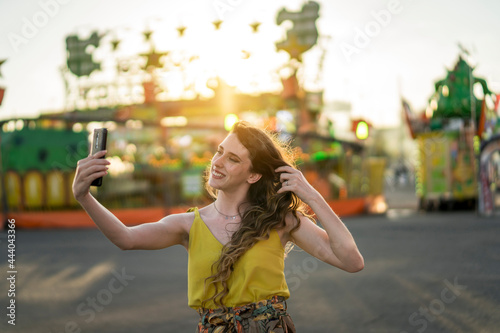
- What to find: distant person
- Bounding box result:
[73,121,364,332]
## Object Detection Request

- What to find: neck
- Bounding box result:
[215,191,248,216]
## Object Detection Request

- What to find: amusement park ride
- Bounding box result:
[403,52,500,216]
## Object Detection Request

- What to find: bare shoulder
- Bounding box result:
[158,210,196,234]
[278,210,312,244]
[284,210,312,230]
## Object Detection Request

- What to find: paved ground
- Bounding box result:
[1,192,499,332]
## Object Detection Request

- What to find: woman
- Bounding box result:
[73,121,364,332]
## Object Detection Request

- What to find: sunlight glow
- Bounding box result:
[161,116,188,127]
[224,114,239,131]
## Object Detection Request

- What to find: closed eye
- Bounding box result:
[215,146,242,163]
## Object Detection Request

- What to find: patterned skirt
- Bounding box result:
[196,296,296,333]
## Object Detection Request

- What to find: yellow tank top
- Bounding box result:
[187,207,290,309]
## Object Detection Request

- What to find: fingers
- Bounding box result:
[86,149,108,158]
[89,169,108,182]
[79,151,110,167]
[277,173,295,194]
[275,166,296,182]
[78,159,110,170]
[75,152,110,183]
[275,165,294,173]
[76,164,108,183]
[278,171,296,184]
[73,151,110,200]
[93,150,108,158]
[87,163,109,175]
[275,166,308,196]
[87,150,107,158]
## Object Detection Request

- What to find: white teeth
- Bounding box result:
[212,170,224,177]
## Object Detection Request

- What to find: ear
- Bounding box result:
[247,172,262,184]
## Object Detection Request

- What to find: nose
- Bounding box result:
[212,153,223,168]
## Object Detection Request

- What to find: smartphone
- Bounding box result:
[90,128,108,187]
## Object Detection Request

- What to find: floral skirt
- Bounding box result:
[196,296,296,333]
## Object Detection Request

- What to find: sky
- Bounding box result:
[0,0,499,128]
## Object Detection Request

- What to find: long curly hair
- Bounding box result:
[202,121,309,308]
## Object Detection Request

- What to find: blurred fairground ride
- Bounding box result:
[403,51,500,216]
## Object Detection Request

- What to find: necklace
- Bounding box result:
[213,202,239,220]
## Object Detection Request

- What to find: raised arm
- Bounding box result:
[276,166,364,273]
[72,151,189,250]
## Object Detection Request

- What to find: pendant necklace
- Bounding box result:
[213,202,239,220]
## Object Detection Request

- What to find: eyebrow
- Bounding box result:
[218,145,243,161]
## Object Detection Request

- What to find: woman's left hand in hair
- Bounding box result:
[275,166,319,204]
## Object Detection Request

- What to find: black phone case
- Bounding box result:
[90,128,108,187]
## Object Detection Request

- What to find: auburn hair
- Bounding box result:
[202,121,310,308]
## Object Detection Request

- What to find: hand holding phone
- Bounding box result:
[90,128,108,187]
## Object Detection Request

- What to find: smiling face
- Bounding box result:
[208,133,261,193]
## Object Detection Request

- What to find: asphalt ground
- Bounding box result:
[1,208,499,333]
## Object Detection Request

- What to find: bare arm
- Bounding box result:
[276,166,364,273]
[73,151,189,250]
